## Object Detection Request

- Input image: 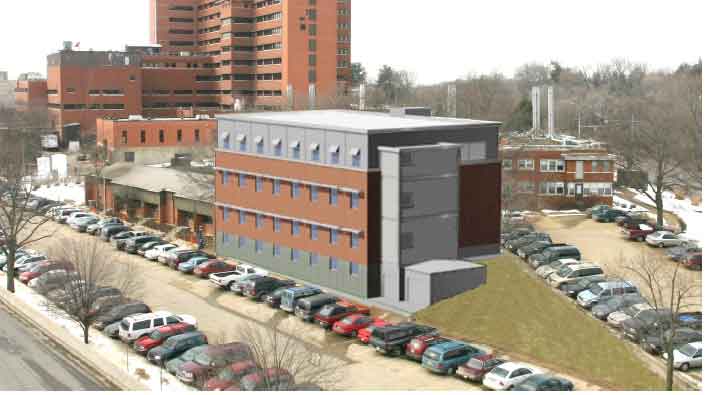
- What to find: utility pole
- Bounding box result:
[578,111,582,139]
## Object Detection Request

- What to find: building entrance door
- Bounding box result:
[575,183,584,198]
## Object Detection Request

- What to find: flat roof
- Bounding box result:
[217,110,500,134]
[406,259,485,275]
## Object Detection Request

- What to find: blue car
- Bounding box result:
[422,341,485,375]
[178,256,210,274]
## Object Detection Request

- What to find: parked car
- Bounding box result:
[621,224,655,241]
[55,208,82,224]
[517,242,567,260]
[676,311,702,330]
[176,342,253,387]
[193,259,235,278]
[586,204,610,218]
[136,240,166,257]
[405,334,453,361]
[168,250,214,270]
[86,217,122,235]
[314,301,370,329]
[646,231,682,248]
[14,254,49,273]
[358,319,393,344]
[203,360,259,391]
[100,224,130,241]
[591,294,646,321]
[69,215,99,232]
[501,229,534,246]
[640,327,702,355]
[548,263,605,288]
[369,322,438,356]
[158,247,192,264]
[482,362,542,390]
[133,322,197,355]
[119,311,197,343]
[145,244,177,261]
[294,293,340,322]
[28,270,79,295]
[124,234,162,254]
[0,249,32,271]
[593,209,627,223]
[535,258,580,279]
[621,308,673,342]
[511,374,574,391]
[667,243,701,262]
[663,342,702,371]
[147,331,209,365]
[18,260,73,284]
[529,246,581,269]
[576,281,638,308]
[238,368,294,391]
[616,212,649,227]
[263,286,295,309]
[65,212,94,226]
[456,354,506,383]
[164,345,210,375]
[178,256,211,274]
[505,233,551,253]
[422,341,485,375]
[560,277,606,299]
[93,302,151,330]
[241,277,296,301]
[230,273,267,295]
[607,303,653,328]
[207,263,267,286]
[111,230,149,250]
[332,314,377,337]
[279,286,322,313]
[681,252,702,271]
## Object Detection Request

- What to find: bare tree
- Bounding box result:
[0,108,55,293]
[42,237,142,344]
[623,251,701,390]
[235,321,345,390]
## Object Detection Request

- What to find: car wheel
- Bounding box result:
[446,367,455,376]
[679,363,690,372]
[638,236,645,242]
[659,243,665,248]
[227,281,235,289]
[351,330,357,338]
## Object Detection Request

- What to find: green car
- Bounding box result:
[593,209,627,223]
[587,204,610,218]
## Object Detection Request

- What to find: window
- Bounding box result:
[291,249,300,262]
[309,253,318,266]
[308,39,316,51]
[603,160,611,172]
[310,186,318,202]
[351,148,361,167]
[239,210,247,224]
[239,173,247,187]
[580,182,612,197]
[124,152,135,162]
[308,24,317,35]
[140,130,146,144]
[256,214,263,228]
[291,182,300,198]
[273,139,283,156]
[273,179,280,195]
[310,224,318,240]
[518,181,534,193]
[220,131,228,148]
[178,129,183,143]
[462,142,487,161]
[238,134,247,151]
[308,54,316,66]
[292,221,300,236]
[310,143,320,161]
[255,137,264,153]
[400,232,414,250]
[350,262,360,276]
[330,146,340,164]
[518,159,534,170]
[502,159,513,170]
[195,129,200,142]
[291,141,301,159]
[592,160,599,172]
[330,229,338,244]
[255,240,263,253]
[351,233,359,249]
[329,188,338,206]
[133,320,150,330]
[159,129,165,143]
[273,244,281,257]
[273,217,281,232]
[329,257,338,271]
[308,70,316,83]
[256,176,263,192]
[222,207,229,222]
[121,130,128,144]
[540,159,565,172]
[238,236,247,248]
[539,182,566,196]
[350,192,359,209]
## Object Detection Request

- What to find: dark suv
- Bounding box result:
[100,224,129,241]
[125,235,163,254]
[93,302,151,330]
[369,323,438,356]
[242,277,296,301]
[168,250,213,269]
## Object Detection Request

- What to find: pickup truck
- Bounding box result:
[621,224,655,241]
[369,323,438,356]
[314,302,371,329]
[111,230,149,250]
[209,264,268,289]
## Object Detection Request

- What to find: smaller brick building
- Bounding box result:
[500,137,615,210]
[85,162,214,244]
[15,78,48,109]
[97,116,216,164]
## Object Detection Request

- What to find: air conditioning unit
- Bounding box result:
[127,115,144,121]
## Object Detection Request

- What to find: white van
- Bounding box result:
[118,311,197,343]
[548,263,605,288]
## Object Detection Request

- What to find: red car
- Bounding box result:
[332,314,376,337]
[405,334,453,361]
[176,342,253,387]
[193,260,234,278]
[357,319,393,344]
[314,301,370,329]
[203,360,258,391]
[132,323,196,355]
[18,260,72,284]
[621,224,655,241]
[682,252,702,270]
[456,354,506,382]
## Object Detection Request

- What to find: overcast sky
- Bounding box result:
[0,0,702,84]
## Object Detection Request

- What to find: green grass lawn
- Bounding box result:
[415,254,664,390]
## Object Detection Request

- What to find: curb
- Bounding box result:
[0,281,149,391]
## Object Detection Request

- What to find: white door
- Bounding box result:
[576,161,584,180]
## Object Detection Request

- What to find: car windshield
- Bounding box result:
[490,367,509,377]
[605,298,623,309]
[318,305,337,315]
[678,343,699,357]
[149,331,164,340]
[340,316,355,325]
[164,336,180,348]
[556,266,572,277]
[424,350,441,361]
[576,278,591,288]
[194,352,215,366]
[466,359,484,369]
[588,284,603,294]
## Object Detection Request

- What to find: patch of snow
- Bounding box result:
[146,162,171,168]
[629,187,704,244]
[612,195,649,213]
[32,183,85,205]
[541,209,585,217]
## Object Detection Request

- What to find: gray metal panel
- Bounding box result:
[175,198,213,217]
[400,215,459,265]
[429,265,486,304]
[400,177,458,219]
[405,270,431,310]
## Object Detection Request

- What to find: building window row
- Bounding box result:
[255,0,281,8]
[169,17,194,23]
[590,160,612,172]
[222,16,255,24]
[568,182,612,197]
[539,159,566,172]
[198,25,221,34]
[169,29,194,35]
[198,38,221,46]
[56,103,125,110]
[169,5,194,11]
[197,12,221,22]
[222,232,360,276]
[255,11,282,23]
[169,41,195,47]
[539,182,566,196]
[120,128,200,145]
[197,1,218,11]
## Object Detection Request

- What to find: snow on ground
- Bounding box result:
[0,273,194,392]
[541,209,585,217]
[32,183,86,205]
[628,188,704,244]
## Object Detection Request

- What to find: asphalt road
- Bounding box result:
[0,303,108,391]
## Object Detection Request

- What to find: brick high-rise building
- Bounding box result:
[38,0,352,140]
